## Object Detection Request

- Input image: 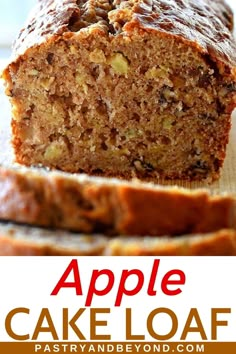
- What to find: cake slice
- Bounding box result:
[0,166,235,236]
[0,222,107,256]
[2,0,236,181]
[0,222,235,256]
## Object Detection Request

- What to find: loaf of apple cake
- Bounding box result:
[2,0,236,180]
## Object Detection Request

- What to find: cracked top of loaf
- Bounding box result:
[10,0,236,72]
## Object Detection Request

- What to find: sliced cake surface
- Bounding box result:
[0,222,235,256]
[0,166,235,236]
[2,0,236,181]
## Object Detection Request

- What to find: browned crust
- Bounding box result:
[4,0,236,76]
[116,185,236,235]
[107,229,236,256]
[0,223,235,256]
[0,166,235,236]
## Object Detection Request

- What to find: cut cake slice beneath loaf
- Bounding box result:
[0,222,235,256]
[2,0,236,181]
[0,166,235,236]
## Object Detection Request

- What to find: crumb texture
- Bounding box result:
[3,0,236,181]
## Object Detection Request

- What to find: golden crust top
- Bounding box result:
[11,0,236,71]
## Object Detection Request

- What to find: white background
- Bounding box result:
[0,257,236,342]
